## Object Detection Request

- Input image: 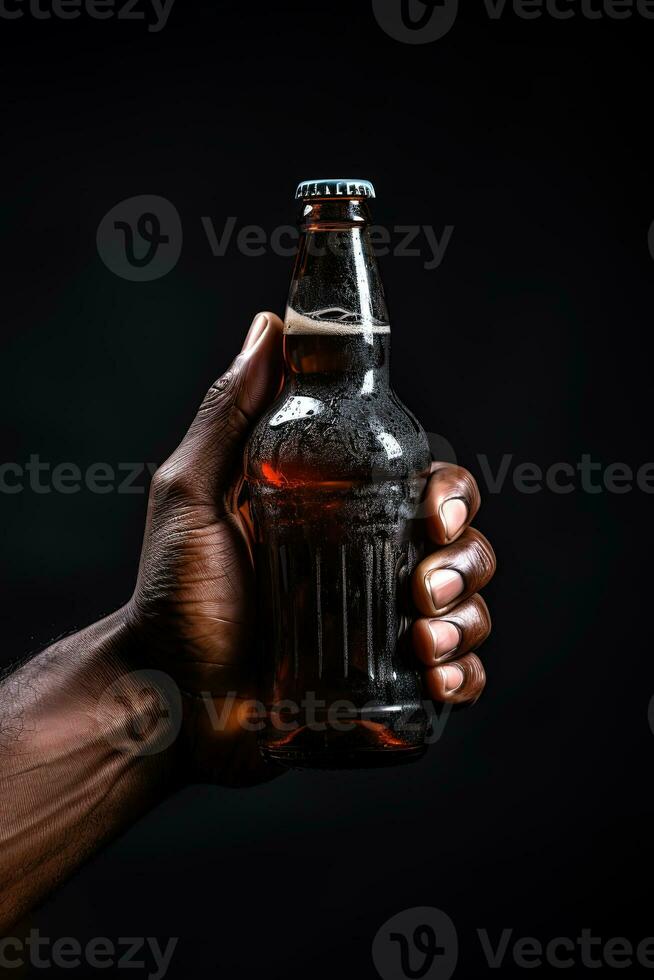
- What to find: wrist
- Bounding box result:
[91,607,187,789]
[25,607,187,794]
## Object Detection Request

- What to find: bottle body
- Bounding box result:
[245,183,431,768]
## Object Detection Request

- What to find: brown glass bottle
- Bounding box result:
[245,179,431,768]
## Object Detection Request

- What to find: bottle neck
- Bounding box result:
[284,198,391,383]
[284,331,391,389]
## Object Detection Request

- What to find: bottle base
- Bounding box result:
[258,702,429,771]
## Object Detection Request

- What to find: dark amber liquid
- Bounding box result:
[246,331,431,768]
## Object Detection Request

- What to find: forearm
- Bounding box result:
[0,610,181,932]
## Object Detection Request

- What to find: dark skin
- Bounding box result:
[0,311,495,931]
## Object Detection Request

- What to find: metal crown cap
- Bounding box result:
[295,178,376,200]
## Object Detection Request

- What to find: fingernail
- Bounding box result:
[427,568,464,610]
[441,498,468,540]
[439,664,465,693]
[428,620,461,661]
[242,313,268,352]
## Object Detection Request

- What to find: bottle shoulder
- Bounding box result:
[245,383,431,484]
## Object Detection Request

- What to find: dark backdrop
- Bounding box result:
[1,1,652,977]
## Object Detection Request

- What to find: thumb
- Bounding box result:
[159,312,284,502]
[228,310,285,421]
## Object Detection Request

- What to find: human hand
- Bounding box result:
[126,312,495,783]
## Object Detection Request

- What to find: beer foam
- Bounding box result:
[284,307,390,335]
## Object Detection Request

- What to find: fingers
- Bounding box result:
[413,465,490,706]
[412,527,496,617]
[423,652,486,705]
[423,462,481,545]
[412,593,491,667]
[152,311,284,505]
[412,595,490,704]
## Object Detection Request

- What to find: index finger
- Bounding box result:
[422,461,481,545]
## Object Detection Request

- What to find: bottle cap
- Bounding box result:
[295,178,376,200]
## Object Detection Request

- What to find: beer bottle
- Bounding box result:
[245,179,432,768]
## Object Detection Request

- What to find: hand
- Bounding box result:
[126,312,496,783]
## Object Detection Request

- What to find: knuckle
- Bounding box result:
[466,528,497,581]
[432,463,481,514]
[193,365,242,427]
[209,366,240,399]
[151,459,193,502]
[455,467,481,515]
[465,471,482,511]
[462,652,486,697]
[470,593,492,635]
[432,461,466,486]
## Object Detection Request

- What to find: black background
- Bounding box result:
[1,1,653,977]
